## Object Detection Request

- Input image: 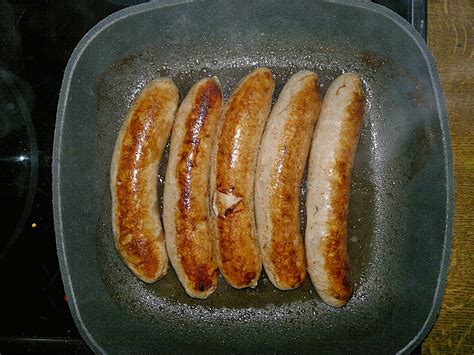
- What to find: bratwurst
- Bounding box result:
[111,78,179,283]
[255,71,321,290]
[305,73,364,307]
[211,68,274,289]
[163,77,223,299]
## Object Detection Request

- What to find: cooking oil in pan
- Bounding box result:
[95,44,397,330]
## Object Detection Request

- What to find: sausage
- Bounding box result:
[305,73,364,307]
[110,78,179,283]
[255,71,321,290]
[210,68,275,289]
[163,77,223,299]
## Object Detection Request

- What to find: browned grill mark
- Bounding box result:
[269,75,321,288]
[115,84,175,280]
[175,79,222,293]
[216,206,259,287]
[121,234,160,277]
[322,88,364,302]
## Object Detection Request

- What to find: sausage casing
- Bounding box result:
[163,77,223,299]
[305,73,364,307]
[111,78,179,283]
[211,68,275,288]
[255,71,321,290]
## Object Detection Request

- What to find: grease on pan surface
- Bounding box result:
[96,46,391,320]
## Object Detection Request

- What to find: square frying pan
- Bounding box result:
[53,0,453,353]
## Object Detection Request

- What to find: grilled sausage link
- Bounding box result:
[255,71,321,290]
[163,77,223,299]
[211,68,275,289]
[111,78,179,283]
[305,73,364,307]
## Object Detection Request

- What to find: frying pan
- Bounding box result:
[53,0,453,353]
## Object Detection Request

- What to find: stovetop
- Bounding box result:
[0,0,426,352]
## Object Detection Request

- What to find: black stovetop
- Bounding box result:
[0,0,426,352]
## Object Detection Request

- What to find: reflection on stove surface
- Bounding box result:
[0,69,38,258]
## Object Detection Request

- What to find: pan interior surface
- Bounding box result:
[54,0,451,353]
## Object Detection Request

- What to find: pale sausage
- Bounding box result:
[305,73,364,307]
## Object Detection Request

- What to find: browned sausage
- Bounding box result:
[163,77,223,299]
[111,78,179,283]
[210,68,275,288]
[255,71,322,290]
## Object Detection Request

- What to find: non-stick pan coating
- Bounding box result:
[53,0,452,353]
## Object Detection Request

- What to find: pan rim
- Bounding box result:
[52,1,453,353]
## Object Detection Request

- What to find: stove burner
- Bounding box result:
[0,69,38,258]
